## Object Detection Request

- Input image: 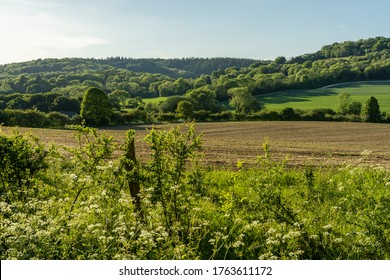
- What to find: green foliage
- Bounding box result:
[361,96,382,122]
[121,130,142,217]
[274,56,287,65]
[122,108,148,124]
[0,130,49,202]
[158,81,176,97]
[0,109,75,128]
[336,92,352,115]
[0,125,389,260]
[2,37,390,127]
[80,87,113,126]
[64,125,115,206]
[143,124,202,235]
[348,100,363,116]
[336,92,362,116]
[185,87,221,112]
[159,96,190,113]
[108,89,130,109]
[228,87,263,114]
[281,107,296,120]
[176,100,194,119]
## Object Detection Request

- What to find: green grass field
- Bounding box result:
[143,81,390,113]
[257,81,390,112]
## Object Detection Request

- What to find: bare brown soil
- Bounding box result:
[2,121,390,168]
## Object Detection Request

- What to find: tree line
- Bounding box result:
[1,87,385,129]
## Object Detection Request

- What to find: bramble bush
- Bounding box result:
[0,129,49,203]
[0,125,389,259]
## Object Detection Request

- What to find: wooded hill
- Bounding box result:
[0,36,389,126]
[0,57,261,79]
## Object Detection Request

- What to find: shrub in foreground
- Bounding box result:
[0,126,389,259]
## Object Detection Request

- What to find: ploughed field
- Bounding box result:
[3,121,390,168]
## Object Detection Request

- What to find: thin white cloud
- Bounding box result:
[47,35,109,50]
[0,0,67,8]
[0,9,108,63]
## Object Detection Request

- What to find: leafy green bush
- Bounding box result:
[80,87,113,126]
[0,109,73,128]
[0,130,49,202]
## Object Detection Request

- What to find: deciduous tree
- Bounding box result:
[176,100,194,119]
[228,87,263,114]
[361,96,381,122]
[80,87,112,126]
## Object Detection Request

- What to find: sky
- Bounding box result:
[1,0,390,64]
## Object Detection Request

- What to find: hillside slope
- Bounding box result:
[257,81,390,112]
[0,57,261,79]
[0,37,390,117]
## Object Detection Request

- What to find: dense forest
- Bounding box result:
[1,37,390,126]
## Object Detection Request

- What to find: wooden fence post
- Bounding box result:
[124,130,143,219]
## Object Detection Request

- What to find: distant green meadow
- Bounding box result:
[143,81,390,113]
[257,81,390,113]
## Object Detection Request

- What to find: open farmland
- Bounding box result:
[146,81,390,113]
[258,81,390,112]
[3,121,390,168]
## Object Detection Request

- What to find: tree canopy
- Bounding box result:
[361,96,381,122]
[1,37,390,126]
[228,87,263,114]
[80,87,112,126]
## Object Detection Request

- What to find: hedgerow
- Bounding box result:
[0,125,389,259]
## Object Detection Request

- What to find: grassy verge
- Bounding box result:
[0,125,389,259]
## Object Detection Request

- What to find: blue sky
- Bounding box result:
[1,0,390,64]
